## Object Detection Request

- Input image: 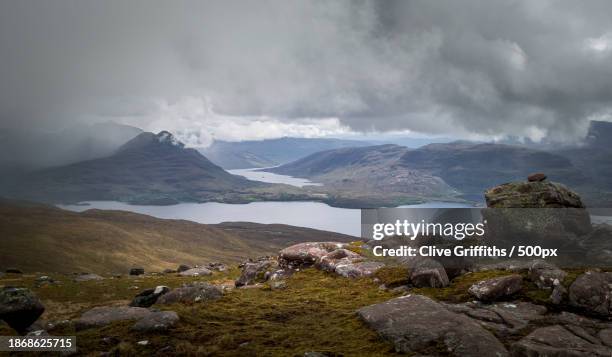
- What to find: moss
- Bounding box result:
[374,266,410,288]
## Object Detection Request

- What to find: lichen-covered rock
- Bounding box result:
[279,242,347,268]
[156,282,222,305]
[178,267,212,277]
[468,275,522,301]
[511,325,611,356]
[0,287,45,334]
[528,260,567,289]
[75,306,151,330]
[129,286,170,307]
[235,258,276,287]
[131,311,179,332]
[569,271,612,317]
[485,180,585,208]
[357,295,508,356]
[334,261,385,278]
[406,257,449,288]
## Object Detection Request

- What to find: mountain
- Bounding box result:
[3,131,265,204]
[0,200,354,273]
[0,122,142,172]
[267,145,460,206]
[267,141,590,205]
[398,142,586,201]
[199,137,373,169]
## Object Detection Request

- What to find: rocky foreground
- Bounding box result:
[1,176,612,356]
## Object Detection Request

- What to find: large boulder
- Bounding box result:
[279,242,347,268]
[129,286,170,307]
[485,180,585,208]
[511,325,611,356]
[156,282,222,305]
[528,260,567,289]
[357,294,508,356]
[468,275,523,301]
[569,271,612,317]
[131,311,179,333]
[444,301,547,334]
[0,287,45,334]
[75,306,151,330]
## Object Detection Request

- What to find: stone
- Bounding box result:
[527,173,547,182]
[5,268,22,274]
[334,261,385,278]
[468,274,523,301]
[599,329,612,348]
[485,181,585,208]
[73,273,104,282]
[156,282,222,305]
[176,264,191,273]
[74,306,151,330]
[550,283,567,305]
[407,258,449,288]
[178,267,212,277]
[131,311,179,332]
[444,301,547,333]
[0,287,45,334]
[569,271,612,317]
[511,325,611,356]
[129,286,170,307]
[129,268,145,276]
[279,242,347,268]
[357,294,508,356]
[235,259,275,287]
[162,268,176,274]
[269,281,287,290]
[528,260,567,289]
[207,262,227,272]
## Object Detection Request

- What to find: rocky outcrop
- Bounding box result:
[129,286,170,307]
[235,258,277,287]
[334,261,385,278]
[0,287,45,334]
[279,242,347,269]
[485,179,585,208]
[569,271,612,317]
[131,311,179,332]
[468,274,522,301]
[75,306,151,330]
[156,282,222,305]
[357,294,508,356]
[511,325,611,356]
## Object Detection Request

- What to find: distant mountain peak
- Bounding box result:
[156,131,184,148]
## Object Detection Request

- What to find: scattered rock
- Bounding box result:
[34,275,55,287]
[550,283,567,305]
[178,267,212,277]
[176,264,191,273]
[528,260,567,289]
[207,262,227,272]
[266,268,293,281]
[129,268,145,276]
[468,274,522,301]
[5,268,22,274]
[131,311,179,332]
[407,258,449,288]
[357,294,508,356]
[334,261,385,278]
[156,282,222,305]
[527,172,547,182]
[0,287,45,334]
[73,273,104,282]
[235,258,275,287]
[26,329,48,336]
[137,340,149,346]
[269,281,287,290]
[569,271,612,317]
[279,242,347,269]
[511,325,611,356]
[75,306,151,330]
[129,286,170,307]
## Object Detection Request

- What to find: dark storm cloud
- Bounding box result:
[1,0,612,141]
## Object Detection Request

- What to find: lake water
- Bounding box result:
[58,169,474,236]
[228,167,322,187]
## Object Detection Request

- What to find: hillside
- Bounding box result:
[3,131,269,205]
[0,200,354,274]
[199,137,372,169]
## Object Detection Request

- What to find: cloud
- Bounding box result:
[1,0,612,142]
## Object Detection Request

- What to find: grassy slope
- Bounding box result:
[0,202,353,274]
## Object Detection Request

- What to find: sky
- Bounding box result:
[1,0,612,146]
